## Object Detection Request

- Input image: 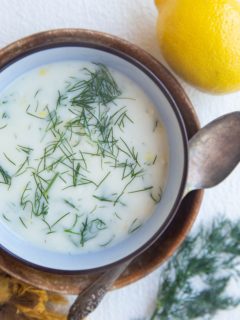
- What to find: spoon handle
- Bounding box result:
[67,261,130,320]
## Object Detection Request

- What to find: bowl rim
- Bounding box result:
[0,29,188,274]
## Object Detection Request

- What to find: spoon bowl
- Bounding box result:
[187,112,240,192]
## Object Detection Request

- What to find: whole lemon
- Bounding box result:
[155,0,240,93]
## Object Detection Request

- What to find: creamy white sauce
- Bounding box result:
[0,62,168,253]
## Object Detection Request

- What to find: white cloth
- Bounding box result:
[0,0,239,319]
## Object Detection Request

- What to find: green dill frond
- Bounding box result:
[150,217,240,320]
[67,63,121,106]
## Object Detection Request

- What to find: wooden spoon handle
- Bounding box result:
[67,261,130,320]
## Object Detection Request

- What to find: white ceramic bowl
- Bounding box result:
[0,30,188,272]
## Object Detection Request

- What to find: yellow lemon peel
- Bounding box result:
[155,0,240,93]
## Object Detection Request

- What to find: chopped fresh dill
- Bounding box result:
[64,229,81,236]
[65,217,107,247]
[3,153,16,166]
[67,63,122,106]
[114,176,135,205]
[64,199,78,209]
[42,218,53,234]
[29,173,49,217]
[17,145,33,155]
[80,218,96,247]
[150,188,162,204]
[153,120,159,131]
[128,186,153,194]
[71,214,81,229]
[114,211,122,220]
[56,90,66,107]
[119,138,140,166]
[128,218,142,233]
[72,163,80,186]
[100,235,115,247]
[34,89,41,98]
[0,166,11,186]
[15,157,29,177]
[79,151,87,170]
[44,172,59,195]
[114,107,134,130]
[19,217,27,229]
[91,218,107,230]
[96,171,110,189]
[50,212,70,229]
[90,205,97,214]
[152,155,157,165]
[93,195,115,203]
[26,104,45,119]
[2,214,10,222]
[20,182,32,210]
[64,214,82,234]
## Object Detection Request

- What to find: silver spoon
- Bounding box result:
[68,111,240,320]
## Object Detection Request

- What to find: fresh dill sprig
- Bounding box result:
[150,217,240,320]
[67,63,121,106]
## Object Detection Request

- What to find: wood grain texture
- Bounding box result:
[0,29,203,294]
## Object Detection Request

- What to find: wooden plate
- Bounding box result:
[0,29,203,294]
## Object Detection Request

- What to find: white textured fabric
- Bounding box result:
[0,1,239,319]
